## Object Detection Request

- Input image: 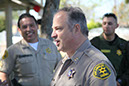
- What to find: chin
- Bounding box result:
[57,48,61,52]
[105,33,111,36]
[57,47,63,52]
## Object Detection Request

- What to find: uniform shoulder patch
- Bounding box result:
[0,61,3,67]
[93,63,111,80]
[2,50,8,60]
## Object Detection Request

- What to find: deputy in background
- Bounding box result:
[91,13,129,86]
[0,13,61,86]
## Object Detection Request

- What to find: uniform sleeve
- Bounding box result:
[86,60,117,86]
[0,48,15,75]
[117,42,129,86]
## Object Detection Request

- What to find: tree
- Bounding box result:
[40,0,104,40]
[112,2,129,27]
[0,11,20,33]
[59,0,102,30]
[87,19,101,30]
[126,0,129,3]
[40,0,60,40]
[0,16,5,32]
[59,0,99,20]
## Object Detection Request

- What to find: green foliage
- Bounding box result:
[112,2,129,27]
[126,0,129,3]
[0,11,20,33]
[59,0,102,30]
[87,19,101,30]
[0,16,5,32]
[59,0,102,21]
[13,11,19,20]
[59,0,67,8]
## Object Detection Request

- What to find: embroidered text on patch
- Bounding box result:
[93,63,111,80]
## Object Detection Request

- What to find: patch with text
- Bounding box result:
[2,50,8,60]
[93,63,111,80]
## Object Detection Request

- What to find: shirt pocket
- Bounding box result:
[16,55,36,76]
[43,53,57,70]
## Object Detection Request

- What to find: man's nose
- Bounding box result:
[26,26,31,31]
[105,23,109,27]
[51,31,57,38]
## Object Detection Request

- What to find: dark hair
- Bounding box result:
[17,13,37,28]
[56,7,89,36]
[102,13,117,22]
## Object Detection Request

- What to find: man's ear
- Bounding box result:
[115,24,119,29]
[74,24,81,33]
[116,24,119,28]
[18,28,22,34]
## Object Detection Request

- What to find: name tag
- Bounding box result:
[17,54,33,58]
[101,49,110,53]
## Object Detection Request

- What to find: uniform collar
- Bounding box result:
[62,39,92,64]
[20,37,47,49]
[101,34,120,45]
[20,39,30,49]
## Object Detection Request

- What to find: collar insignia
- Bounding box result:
[46,48,51,54]
[74,57,78,61]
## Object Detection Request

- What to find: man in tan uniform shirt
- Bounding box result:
[0,13,61,86]
[51,7,117,86]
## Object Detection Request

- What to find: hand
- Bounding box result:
[0,80,8,86]
[117,81,121,86]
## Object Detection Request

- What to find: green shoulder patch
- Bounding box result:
[2,50,8,60]
[93,63,111,80]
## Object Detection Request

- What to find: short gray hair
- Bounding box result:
[56,7,89,36]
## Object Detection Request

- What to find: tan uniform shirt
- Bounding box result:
[51,39,117,86]
[0,38,61,86]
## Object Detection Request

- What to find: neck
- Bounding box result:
[103,33,115,41]
[66,36,87,58]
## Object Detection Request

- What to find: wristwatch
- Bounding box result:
[117,78,122,85]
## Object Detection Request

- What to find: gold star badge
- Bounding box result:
[117,49,122,56]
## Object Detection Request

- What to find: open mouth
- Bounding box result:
[26,32,33,36]
[55,40,60,46]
